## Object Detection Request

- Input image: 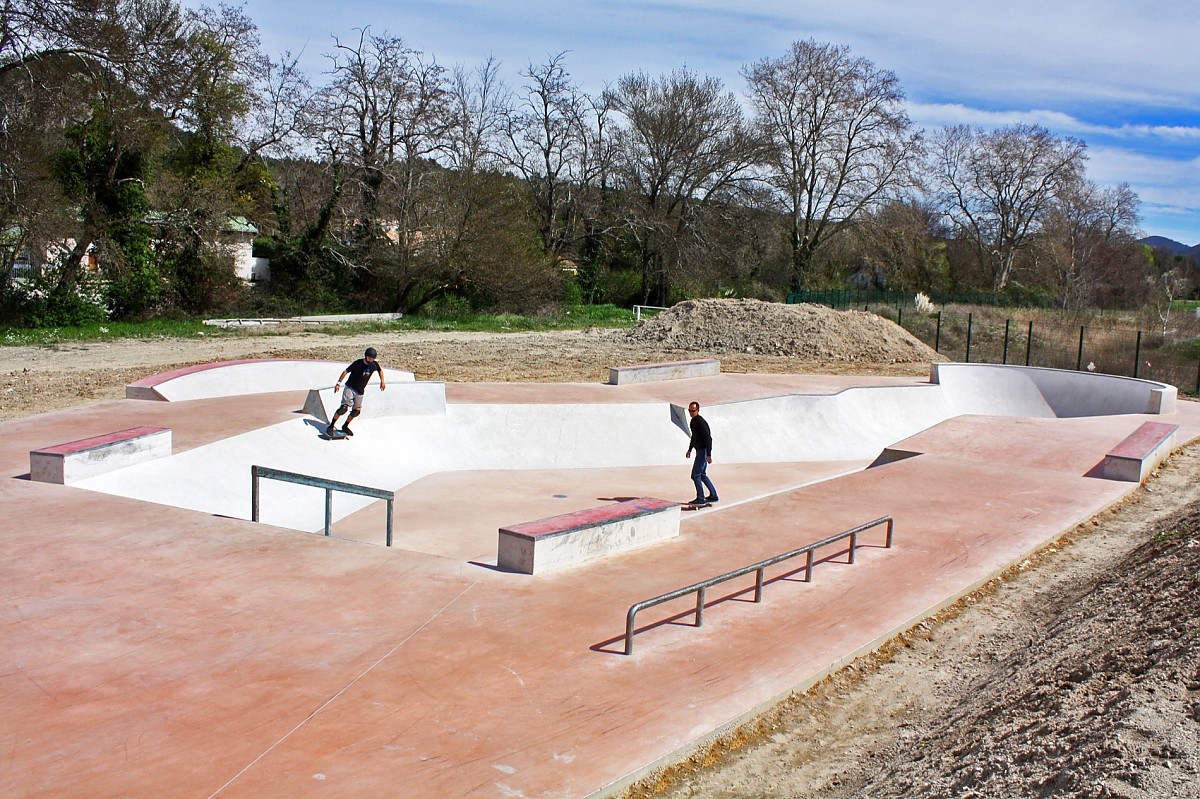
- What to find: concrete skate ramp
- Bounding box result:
[931,362,1176,417]
[81,363,1181,533]
[301,381,446,423]
[76,403,685,530]
[125,358,415,401]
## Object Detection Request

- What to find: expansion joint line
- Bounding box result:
[207,581,480,798]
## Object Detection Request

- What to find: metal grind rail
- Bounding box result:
[623,516,894,655]
[251,465,396,546]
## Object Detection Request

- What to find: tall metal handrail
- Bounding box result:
[251,465,396,546]
[623,516,894,655]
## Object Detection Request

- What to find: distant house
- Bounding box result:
[5,215,270,284]
[2,226,98,281]
[219,216,269,283]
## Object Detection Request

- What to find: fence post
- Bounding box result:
[1134,330,1142,378]
[897,306,903,327]
[1076,326,1085,371]
[1002,319,1011,364]
[965,313,973,363]
[935,311,942,352]
[1025,321,1034,366]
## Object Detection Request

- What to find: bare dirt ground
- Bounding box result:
[4,300,1197,798]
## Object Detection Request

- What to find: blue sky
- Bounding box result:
[241,0,1200,246]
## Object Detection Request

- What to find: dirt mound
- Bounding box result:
[621,298,943,362]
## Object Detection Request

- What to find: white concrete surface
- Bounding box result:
[932,363,1176,417]
[75,403,685,531]
[128,360,415,401]
[302,381,447,424]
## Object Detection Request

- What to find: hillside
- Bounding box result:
[1139,235,1200,255]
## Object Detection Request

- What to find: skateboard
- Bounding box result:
[683,501,710,510]
[320,429,349,441]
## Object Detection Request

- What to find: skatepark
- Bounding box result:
[4,357,1199,798]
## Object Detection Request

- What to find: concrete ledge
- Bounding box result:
[1103,421,1179,482]
[302,381,447,424]
[498,497,681,574]
[31,426,171,484]
[608,358,720,385]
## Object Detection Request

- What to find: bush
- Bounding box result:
[0,275,108,328]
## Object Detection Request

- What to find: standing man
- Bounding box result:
[326,347,386,436]
[685,400,719,506]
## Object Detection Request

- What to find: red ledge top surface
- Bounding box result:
[500,497,676,540]
[126,358,295,388]
[34,426,169,455]
[1108,421,1179,460]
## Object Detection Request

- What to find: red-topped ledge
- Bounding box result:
[31,426,172,484]
[498,497,681,574]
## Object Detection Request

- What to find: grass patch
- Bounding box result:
[0,319,220,347]
[0,305,640,347]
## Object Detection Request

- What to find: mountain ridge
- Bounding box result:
[1139,235,1200,256]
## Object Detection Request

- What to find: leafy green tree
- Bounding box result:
[53,111,163,317]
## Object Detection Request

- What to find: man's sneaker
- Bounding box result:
[325,425,336,436]
[340,426,354,436]
[688,498,707,506]
[706,496,719,503]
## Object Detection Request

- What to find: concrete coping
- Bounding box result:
[608,358,720,385]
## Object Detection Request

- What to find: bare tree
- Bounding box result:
[743,39,921,291]
[928,123,1087,293]
[1037,179,1141,307]
[500,52,595,261]
[606,68,763,305]
[317,30,452,241]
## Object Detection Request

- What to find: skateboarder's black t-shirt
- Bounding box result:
[344,358,382,393]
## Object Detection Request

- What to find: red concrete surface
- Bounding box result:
[4,374,1200,799]
[502,497,677,539]
[1107,420,1178,458]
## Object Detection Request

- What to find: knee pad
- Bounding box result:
[348,408,361,419]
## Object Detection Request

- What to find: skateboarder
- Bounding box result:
[326,347,386,436]
[685,401,718,506]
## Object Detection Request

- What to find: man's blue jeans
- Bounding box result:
[691,449,717,501]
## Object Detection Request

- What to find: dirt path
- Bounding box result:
[4,315,1197,797]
